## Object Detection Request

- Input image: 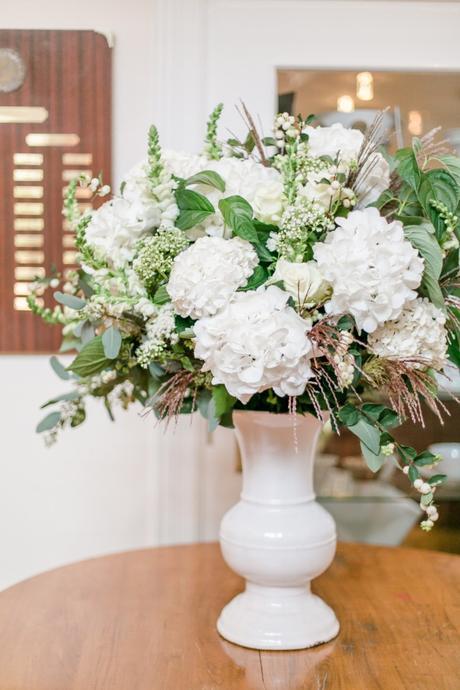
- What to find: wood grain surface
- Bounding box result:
[0,542,458,690]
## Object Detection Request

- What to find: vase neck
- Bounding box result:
[233,411,325,506]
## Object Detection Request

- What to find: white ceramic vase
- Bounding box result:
[217,410,339,650]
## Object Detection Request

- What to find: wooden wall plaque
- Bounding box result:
[0,30,112,352]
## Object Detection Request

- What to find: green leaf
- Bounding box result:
[428,473,447,486]
[148,361,165,378]
[219,198,257,241]
[207,398,219,432]
[53,291,86,310]
[185,170,226,192]
[196,389,212,419]
[212,384,236,418]
[404,223,444,308]
[408,465,420,483]
[239,265,268,291]
[348,419,381,455]
[360,441,385,473]
[153,284,170,305]
[418,169,460,219]
[36,411,61,433]
[337,403,361,427]
[379,409,400,430]
[414,451,438,467]
[67,336,111,377]
[102,326,122,359]
[41,391,80,409]
[394,148,421,190]
[421,492,433,506]
[438,154,460,187]
[361,403,386,422]
[50,355,71,380]
[398,445,417,462]
[336,315,355,331]
[176,188,214,213]
[175,209,214,230]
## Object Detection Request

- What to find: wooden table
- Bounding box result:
[0,543,459,690]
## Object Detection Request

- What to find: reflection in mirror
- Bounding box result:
[277,70,460,152]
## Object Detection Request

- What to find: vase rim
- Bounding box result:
[232,409,329,427]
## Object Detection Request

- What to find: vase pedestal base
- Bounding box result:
[217,583,340,651]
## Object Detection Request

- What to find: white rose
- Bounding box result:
[252,180,285,224]
[271,258,330,306]
[304,123,363,163]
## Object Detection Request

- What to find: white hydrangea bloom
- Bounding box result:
[368,298,447,370]
[313,208,424,333]
[304,123,363,163]
[194,285,314,403]
[166,236,258,319]
[162,149,208,179]
[85,197,155,268]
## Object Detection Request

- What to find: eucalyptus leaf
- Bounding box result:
[41,391,80,409]
[102,326,122,359]
[50,355,71,380]
[348,419,381,455]
[360,441,385,473]
[53,291,86,310]
[36,411,61,433]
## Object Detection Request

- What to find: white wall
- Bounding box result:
[0,0,240,591]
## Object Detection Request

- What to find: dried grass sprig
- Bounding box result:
[348,109,389,191]
[146,370,197,425]
[236,101,269,166]
[364,356,449,426]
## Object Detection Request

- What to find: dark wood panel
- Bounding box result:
[0,30,112,352]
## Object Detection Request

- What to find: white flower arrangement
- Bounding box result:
[31,105,460,530]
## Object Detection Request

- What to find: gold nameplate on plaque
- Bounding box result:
[14,218,44,231]
[15,266,45,280]
[14,202,44,215]
[14,186,44,199]
[25,133,80,147]
[14,153,44,165]
[14,169,44,182]
[14,235,44,248]
[0,106,48,124]
[62,153,92,166]
[15,250,45,265]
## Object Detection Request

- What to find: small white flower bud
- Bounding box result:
[343,199,351,208]
[49,278,59,289]
[331,180,341,190]
[413,478,424,490]
[420,482,432,495]
[402,466,410,475]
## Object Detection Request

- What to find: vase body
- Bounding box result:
[217,411,339,650]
